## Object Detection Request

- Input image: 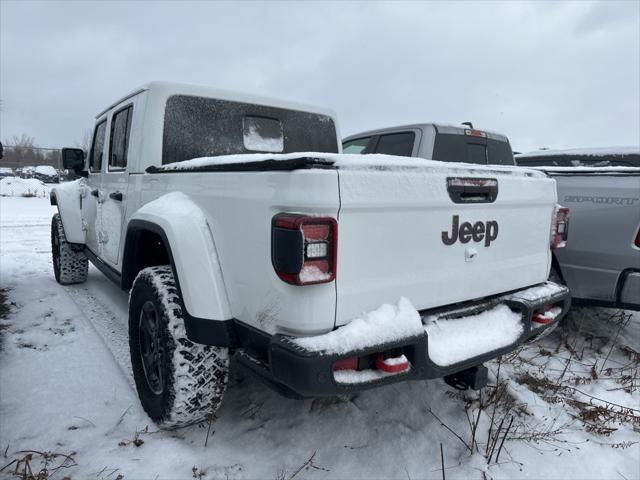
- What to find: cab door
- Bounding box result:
[83,119,107,256]
[100,102,134,267]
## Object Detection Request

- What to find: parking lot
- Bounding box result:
[1,196,638,479]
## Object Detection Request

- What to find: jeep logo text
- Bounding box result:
[442,215,498,247]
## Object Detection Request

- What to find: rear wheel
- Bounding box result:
[129,266,229,428]
[51,213,88,285]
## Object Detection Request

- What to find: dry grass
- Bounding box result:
[0,450,77,480]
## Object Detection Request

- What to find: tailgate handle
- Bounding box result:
[447,177,498,204]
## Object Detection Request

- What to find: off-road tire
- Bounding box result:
[51,213,88,285]
[129,266,229,428]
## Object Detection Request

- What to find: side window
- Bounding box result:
[374,132,415,157]
[89,120,107,172]
[342,137,372,154]
[109,106,133,170]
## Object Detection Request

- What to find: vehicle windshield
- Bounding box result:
[432,133,514,165]
[162,95,338,164]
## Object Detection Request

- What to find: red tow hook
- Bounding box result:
[375,353,410,373]
[532,305,561,325]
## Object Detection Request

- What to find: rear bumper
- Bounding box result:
[237,282,571,397]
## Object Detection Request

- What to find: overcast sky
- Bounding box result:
[1,0,638,153]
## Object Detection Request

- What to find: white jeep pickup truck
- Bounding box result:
[51,81,570,427]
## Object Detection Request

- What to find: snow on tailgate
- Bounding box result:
[292,297,423,354]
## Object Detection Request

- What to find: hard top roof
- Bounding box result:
[342,122,509,143]
[96,81,337,120]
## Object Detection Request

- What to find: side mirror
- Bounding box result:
[0,141,3,159]
[61,148,87,177]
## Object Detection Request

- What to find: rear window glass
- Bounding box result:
[162,95,338,164]
[374,132,415,157]
[342,137,371,154]
[243,116,283,153]
[466,143,486,164]
[432,133,514,165]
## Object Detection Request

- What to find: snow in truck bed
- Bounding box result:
[153,152,547,178]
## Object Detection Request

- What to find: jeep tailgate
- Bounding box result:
[334,159,557,326]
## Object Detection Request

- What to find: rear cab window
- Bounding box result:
[162,95,338,164]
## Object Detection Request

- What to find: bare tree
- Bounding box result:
[10,133,36,149]
[3,133,40,169]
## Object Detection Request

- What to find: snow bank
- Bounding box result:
[292,297,423,355]
[518,146,639,158]
[424,305,523,366]
[0,177,49,197]
[154,152,546,178]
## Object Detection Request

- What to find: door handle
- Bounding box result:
[109,191,123,201]
[90,189,99,198]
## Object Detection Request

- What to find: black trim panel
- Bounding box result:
[146,157,334,174]
[84,246,123,286]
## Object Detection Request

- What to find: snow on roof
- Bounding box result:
[517,146,639,158]
[154,152,546,178]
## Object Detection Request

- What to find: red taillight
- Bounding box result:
[551,205,570,250]
[272,213,337,285]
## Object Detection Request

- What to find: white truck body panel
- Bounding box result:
[130,192,233,321]
[133,169,340,334]
[335,167,555,324]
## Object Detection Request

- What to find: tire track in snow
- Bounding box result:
[64,281,136,390]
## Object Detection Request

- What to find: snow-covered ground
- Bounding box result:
[1,196,638,479]
[0,177,49,198]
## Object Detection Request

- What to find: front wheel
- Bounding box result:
[128,266,229,428]
[51,213,88,285]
